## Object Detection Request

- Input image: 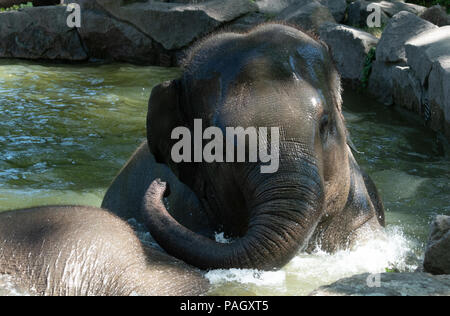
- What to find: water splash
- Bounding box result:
[206,225,420,296]
[0,275,31,296]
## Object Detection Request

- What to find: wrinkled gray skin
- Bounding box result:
[103,23,385,271]
[0,206,209,296]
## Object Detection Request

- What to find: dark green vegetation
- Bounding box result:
[0,1,31,11]
[361,47,376,90]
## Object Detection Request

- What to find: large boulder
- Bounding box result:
[405,26,450,138]
[376,11,437,63]
[348,0,426,27]
[0,6,87,61]
[78,10,157,65]
[226,12,268,33]
[94,0,258,50]
[256,0,347,22]
[405,26,450,85]
[419,5,450,27]
[319,23,378,85]
[276,1,336,32]
[310,273,450,296]
[253,0,297,14]
[317,0,347,23]
[376,1,426,17]
[424,216,450,275]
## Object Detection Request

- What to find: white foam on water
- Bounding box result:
[206,225,419,296]
[0,275,31,296]
[206,269,286,287]
[215,232,232,244]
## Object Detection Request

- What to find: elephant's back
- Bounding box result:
[0,206,146,295]
[0,206,210,296]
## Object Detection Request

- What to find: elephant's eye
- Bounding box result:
[319,114,330,135]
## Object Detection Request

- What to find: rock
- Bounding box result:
[78,10,157,64]
[0,6,87,61]
[368,60,394,105]
[226,12,268,33]
[405,26,450,86]
[319,23,378,85]
[256,0,347,22]
[96,0,258,50]
[428,56,450,136]
[424,216,450,275]
[405,26,450,138]
[309,273,450,296]
[376,11,437,63]
[319,0,347,23]
[254,0,299,14]
[348,0,426,27]
[276,1,336,32]
[376,1,426,18]
[392,65,423,114]
[419,5,450,27]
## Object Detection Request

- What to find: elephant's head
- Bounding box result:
[143,24,376,270]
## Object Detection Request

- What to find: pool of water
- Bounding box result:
[0,60,449,296]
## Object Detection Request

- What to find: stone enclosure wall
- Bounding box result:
[0,0,449,140]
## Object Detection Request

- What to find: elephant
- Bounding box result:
[0,206,210,296]
[103,23,385,271]
[0,0,60,8]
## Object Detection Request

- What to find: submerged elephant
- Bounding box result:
[103,23,385,271]
[0,206,209,296]
[0,0,60,8]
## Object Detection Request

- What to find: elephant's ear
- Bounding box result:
[147,79,184,169]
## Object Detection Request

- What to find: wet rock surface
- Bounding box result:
[0,6,87,61]
[319,23,378,85]
[276,1,336,32]
[424,216,450,275]
[376,11,437,63]
[419,5,450,27]
[310,272,450,296]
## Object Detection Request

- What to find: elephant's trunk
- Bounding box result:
[142,161,324,270]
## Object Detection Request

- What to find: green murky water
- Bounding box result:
[0,60,449,296]
[0,60,180,210]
